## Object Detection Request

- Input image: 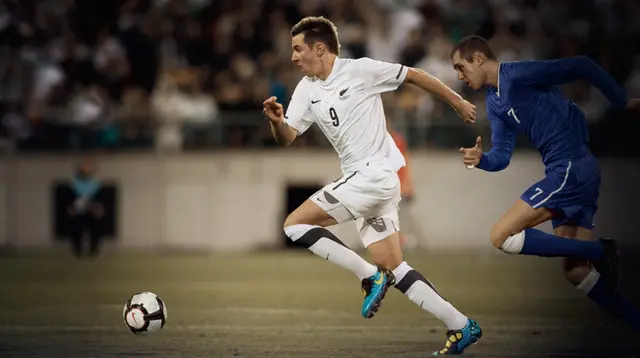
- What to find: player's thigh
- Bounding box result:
[490,172,571,247]
[358,190,404,269]
[553,224,593,242]
[537,155,600,234]
[285,173,378,228]
[490,199,554,248]
[284,198,339,228]
[554,225,578,240]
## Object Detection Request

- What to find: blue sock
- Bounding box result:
[586,277,640,331]
[520,228,604,261]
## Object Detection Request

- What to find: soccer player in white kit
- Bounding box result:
[263,16,482,355]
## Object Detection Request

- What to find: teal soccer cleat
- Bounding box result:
[361,268,395,319]
[432,319,482,355]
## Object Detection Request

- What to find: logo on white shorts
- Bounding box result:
[366,217,387,233]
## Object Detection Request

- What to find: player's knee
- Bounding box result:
[283,213,299,230]
[489,225,510,249]
[283,212,309,242]
[283,222,317,243]
[371,250,403,271]
[562,258,591,286]
[493,230,525,254]
[367,235,403,270]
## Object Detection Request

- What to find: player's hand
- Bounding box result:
[263,96,285,124]
[459,136,483,167]
[624,98,640,111]
[452,99,476,124]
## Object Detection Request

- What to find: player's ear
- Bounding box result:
[315,43,325,57]
[474,51,485,65]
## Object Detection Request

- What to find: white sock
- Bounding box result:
[393,261,468,330]
[576,269,600,294]
[285,224,377,280]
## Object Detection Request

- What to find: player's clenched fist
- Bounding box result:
[459,136,483,167]
[452,99,477,124]
[263,96,285,124]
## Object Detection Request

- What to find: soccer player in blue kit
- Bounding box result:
[451,35,640,336]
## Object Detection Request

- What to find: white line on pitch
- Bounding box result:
[0,324,611,332]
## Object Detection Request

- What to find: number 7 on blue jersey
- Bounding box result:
[507,108,520,123]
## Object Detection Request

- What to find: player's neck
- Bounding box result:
[484,61,501,87]
[317,55,337,81]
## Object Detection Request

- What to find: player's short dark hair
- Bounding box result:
[450,35,497,62]
[291,16,340,56]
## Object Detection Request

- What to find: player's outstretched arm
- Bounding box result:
[263,97,298,146]
[460,113,515,172]
[510,56,629,108]
[356,57,476,123]
[405,67,476,123]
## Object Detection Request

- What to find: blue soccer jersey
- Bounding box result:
[478,56,628,229]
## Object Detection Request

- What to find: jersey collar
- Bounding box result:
[495,62,502,97]
[318,57,342,83]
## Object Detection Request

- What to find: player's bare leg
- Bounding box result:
[558,226,640,333]
[489,199,618,288]
[557,226,591,285]
[366,231,482,355]
[490,199,639,348]
[283,199,393,318]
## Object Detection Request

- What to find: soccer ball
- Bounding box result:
[122,292,167,334]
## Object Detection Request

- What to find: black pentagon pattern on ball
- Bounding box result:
[146,295,166,328]
[123,293,166,334]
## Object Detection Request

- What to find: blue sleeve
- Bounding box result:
[508,56,628,108]
[476,113,516,172]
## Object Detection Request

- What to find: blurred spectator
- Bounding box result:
[64,84,113,149]
[67,157,106,258]
[0,0,636,152]
[0,102,31,151]
[114,86,155,148]
[92,28,130,100]
[152,68,218,150]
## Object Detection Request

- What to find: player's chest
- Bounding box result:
[309,80,364,128]
[492,94,527,130]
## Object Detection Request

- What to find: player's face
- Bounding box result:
[291,34,319,77]
[451,51,485,91]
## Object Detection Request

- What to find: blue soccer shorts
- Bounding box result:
[521,153,601,230]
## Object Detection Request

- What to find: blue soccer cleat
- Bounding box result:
[432,319,482,356]
[361,268,395,319]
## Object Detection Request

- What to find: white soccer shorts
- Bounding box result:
[310,160,401,248]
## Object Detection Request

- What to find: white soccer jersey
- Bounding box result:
[284,57,408,174]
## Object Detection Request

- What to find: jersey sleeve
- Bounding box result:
[357,57,409,95]
[507,57,628,108]
[476,106,516,172]
[284,79,314,135]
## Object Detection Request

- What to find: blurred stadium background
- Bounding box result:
[1,0,640,357]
